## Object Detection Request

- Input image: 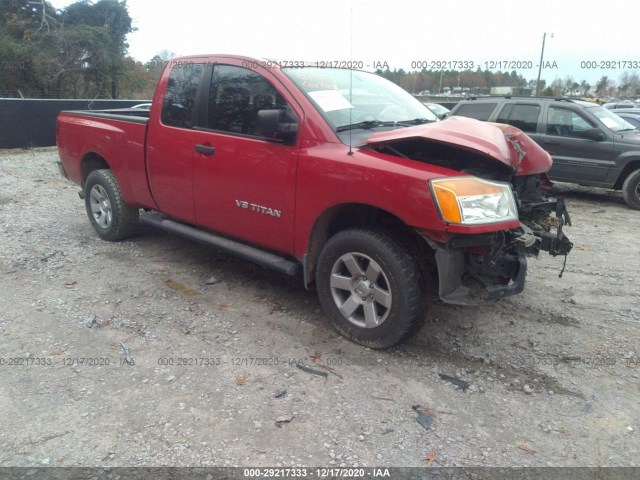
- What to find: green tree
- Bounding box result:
[628,73,640,96]
[580,80,591,96]
[145,49,175,83]
[595,76,610,97]
[549,78,564,96]
[0,0,138,98]
[55,24,114,97]
[119,56,155,98]
[541,86,555,96]
[0,0,59,96]
[61,0,134,97]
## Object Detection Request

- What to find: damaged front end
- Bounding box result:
[365,116,573,305]
[429,173,573,305]
[499,122,573,260]
[512,173,573,258]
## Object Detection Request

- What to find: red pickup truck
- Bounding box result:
[57,54,573,347]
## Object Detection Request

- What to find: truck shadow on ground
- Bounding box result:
[129,226,581,399]
[131,226,480,354]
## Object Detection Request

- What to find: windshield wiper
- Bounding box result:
[337,117,435,132]
[336,120,402,132]
[395,118,434,126]
[616,128,637,132]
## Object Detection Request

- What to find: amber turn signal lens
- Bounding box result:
[430,177,518,225]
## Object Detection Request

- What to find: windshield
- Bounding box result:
[282,67,437,130]
[590,106,637,132]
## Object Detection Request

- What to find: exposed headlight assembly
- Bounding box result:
[429,177,518,225]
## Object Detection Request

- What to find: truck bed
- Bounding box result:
[62,108,151,122]
[56,109,156,209]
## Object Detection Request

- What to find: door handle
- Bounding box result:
[195,144,216,156]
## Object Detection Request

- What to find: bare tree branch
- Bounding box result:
[28,0,56,33]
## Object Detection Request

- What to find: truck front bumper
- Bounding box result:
[425,193,573,306]
[433,240,527,306]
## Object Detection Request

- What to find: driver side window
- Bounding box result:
[206,65,296,138]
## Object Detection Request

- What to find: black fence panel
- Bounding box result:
[0,99,149,149]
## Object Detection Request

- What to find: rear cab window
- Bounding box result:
[161,63,205,128]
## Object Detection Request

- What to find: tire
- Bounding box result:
[622,168,640,210]
[315,228,428,348]
[84,169,139,241]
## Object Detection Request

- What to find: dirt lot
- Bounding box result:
[0,148,639,468]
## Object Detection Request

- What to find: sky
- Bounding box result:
[48,0,640,87]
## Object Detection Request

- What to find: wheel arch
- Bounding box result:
[80,152,110,187]
[303,203,434,288]
[614,159,640,190]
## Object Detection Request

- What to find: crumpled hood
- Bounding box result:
[364,116,552,176]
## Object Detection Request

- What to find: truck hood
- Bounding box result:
[363,116,552,176]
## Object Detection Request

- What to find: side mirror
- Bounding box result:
[256,109,298,144]
[581,128,606,141]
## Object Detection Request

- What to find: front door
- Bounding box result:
[541,106,614,183]
[192,64,301,255]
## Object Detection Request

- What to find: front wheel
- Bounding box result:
[622,168,640,210]
[84,169,139,241]
[315,228,428,348]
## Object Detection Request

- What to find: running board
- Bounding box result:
[139,214,300,276]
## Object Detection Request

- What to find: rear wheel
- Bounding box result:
[315,228,428,348]
[84,169,139,241]
[622,168,640,210]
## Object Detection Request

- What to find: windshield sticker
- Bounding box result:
[600,117,618,129]
[308,90,354,112]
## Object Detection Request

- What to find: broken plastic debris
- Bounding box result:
[412,405,434,430]
[416,411,433,430]
[296,362,328,378]
[438,373,470,391]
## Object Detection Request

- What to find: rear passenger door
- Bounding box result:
[147,62,206,223]
[495,102,542,140]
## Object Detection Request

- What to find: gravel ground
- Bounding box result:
[0,147,639,468]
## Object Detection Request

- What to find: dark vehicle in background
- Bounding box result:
[614,109,640,129]
[449,96,640,209]
[604,100,636,110]
[423,102,450,119]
